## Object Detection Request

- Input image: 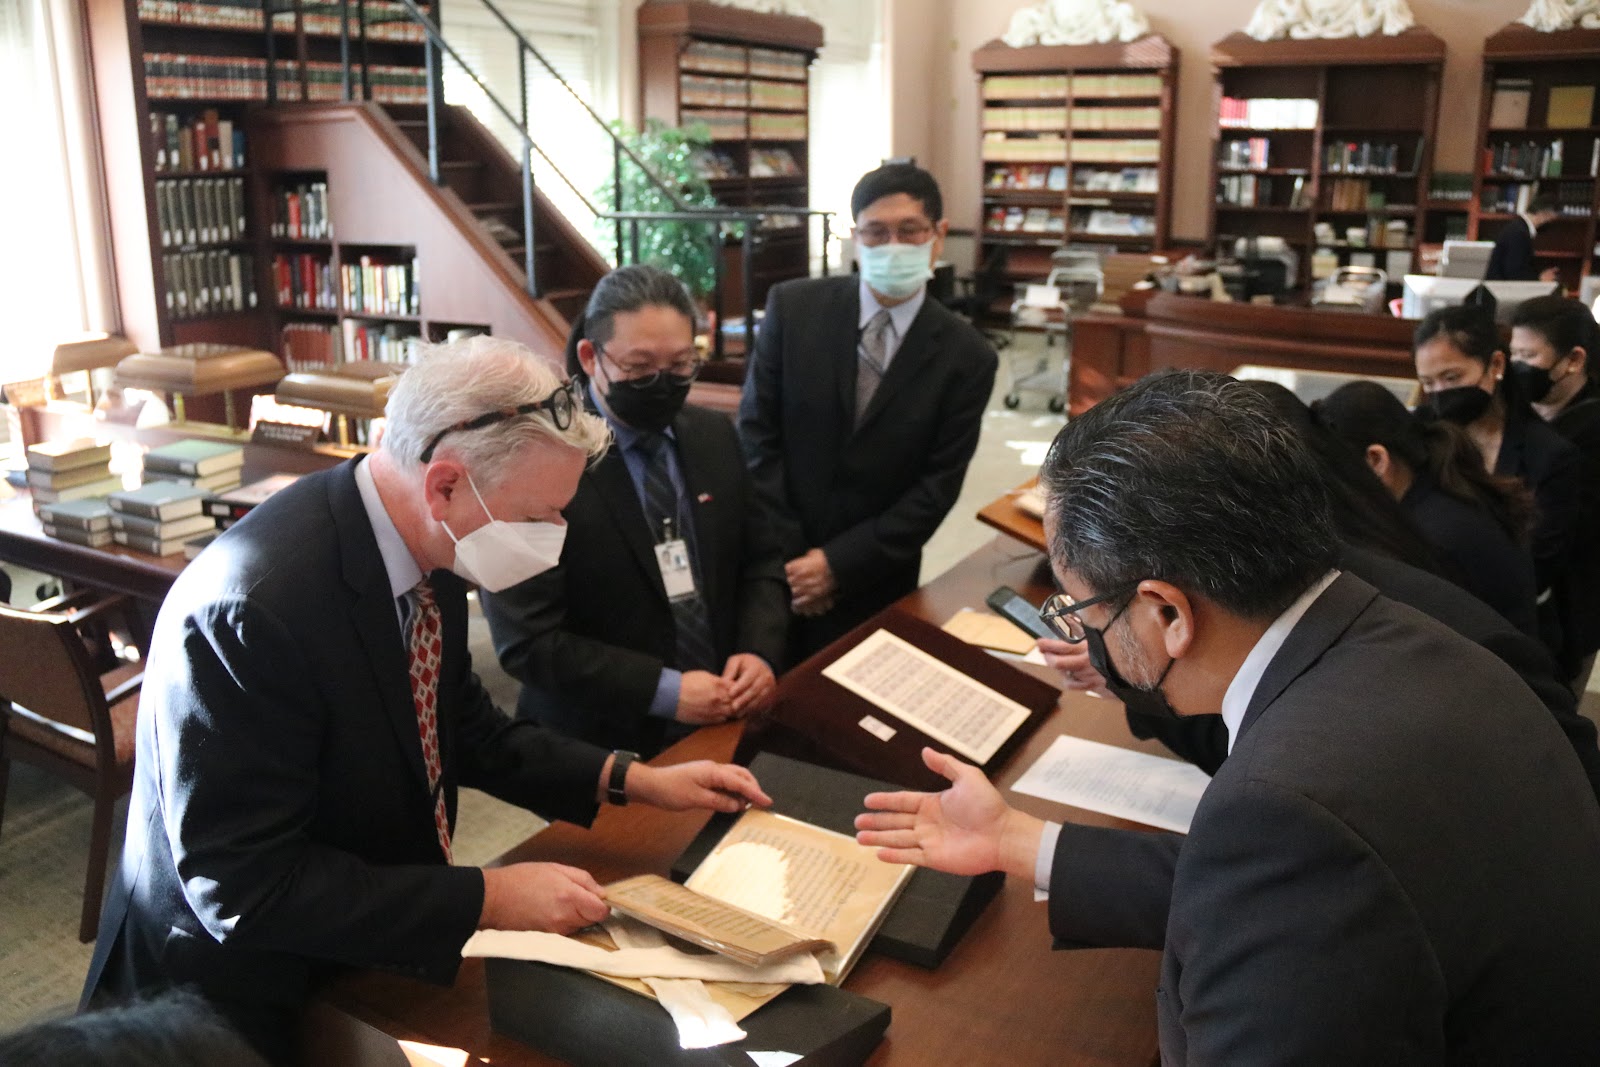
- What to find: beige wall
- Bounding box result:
[889,0,1537,244]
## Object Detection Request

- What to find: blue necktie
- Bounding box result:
[635,433,717,671]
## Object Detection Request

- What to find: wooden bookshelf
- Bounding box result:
[1206,29,1445,292]
[1470,22,1600,289]
[972,35,1178,287]
[86,0,431,367]
[637,0,823,308]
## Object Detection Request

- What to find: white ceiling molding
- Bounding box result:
[1243,0,1415,42]
[1516,0,1600,32]
[1001,0,1151,47]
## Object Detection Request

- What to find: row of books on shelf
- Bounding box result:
[142,53,425,102]
[1071,138,1158,163]
[1324,178,1399,213]
[1488,79,1596,130]
[983,73,1160,101]
[271,181,332,240]
[749,47,808,81]
[751,112,806,140]
[682,109,748,142]
[281,320,420,369]
[1485,138,1600,180]
[982,106,1160,132]
[986,164,1068,192]
[139,0,430,40]
[1218,96,1318,130]
[986,206,1066,235]
[151,111,245,173]
[681,40,746,76]
[1429,173,1474,202]
[157,177,247,248]
[273,252,336,311]
[982,133,1066,163]
[1074,208,1155,238]
[1076,166,1158,193]
[1481,181,1595,217]
[984,136,1161,164]
[1324,140,1419,176]
[1220,137,1271,171]
[749,147,801,177]
[342,257,419,317]
[691,149,740,180]
[1216,174,1306,209]
[164,250,258,319]
[750,80,806,110]
[680,75,748,108]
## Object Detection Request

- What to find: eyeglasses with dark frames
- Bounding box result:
[418,378,579,463]
[595,344,704,388]
[1038,582,1140,643]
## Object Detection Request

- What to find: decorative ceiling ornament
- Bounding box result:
[704,0,813,15]
[1516,0,1600,32]
[1001,0,1151,48]
[1243,0,1415,41]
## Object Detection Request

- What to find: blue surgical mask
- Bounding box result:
[858,240,934,300]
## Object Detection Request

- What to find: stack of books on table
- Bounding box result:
[202,473,300,529]
[25,439,122,507]
[107,482,215,556]
[141,439,245,495]
[35,497,116,548]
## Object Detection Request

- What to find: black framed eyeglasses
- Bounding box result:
[418,378,578,463]
[595,344,704,387]
[855,221,936,247]
[1039,582,1139,643]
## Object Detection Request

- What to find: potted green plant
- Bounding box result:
[595,119,733,301]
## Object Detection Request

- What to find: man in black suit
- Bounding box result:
[739,163,998,659]
[1485,192,1561,281]
[858,371,1600,1061]
[482,267,788,757]
[81,339,770,1064]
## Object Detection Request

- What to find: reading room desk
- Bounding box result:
[310,536,1166,1067]
[976,478,1046,554]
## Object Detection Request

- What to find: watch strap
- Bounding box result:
[608,750,637,806]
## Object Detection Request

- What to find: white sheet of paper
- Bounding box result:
[822,629,1030,765]
[1011,735,1212,834]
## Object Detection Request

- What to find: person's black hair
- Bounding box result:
[1315,380,1535,544]
[850,163,944,223]
[1413,303,1537,411]
[1239,380,1445,575]
[0,991,269,1067]
[568,264,698,378]
[1512,294,1600,384]
[1528,192,1560,216]
[1040,370,1339,620]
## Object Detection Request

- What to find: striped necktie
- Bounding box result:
[856,308,894,428]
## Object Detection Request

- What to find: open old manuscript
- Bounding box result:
[607,808,912,984]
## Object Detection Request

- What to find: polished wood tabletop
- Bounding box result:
[975,478,1047,555]
[314,537,1166,1067]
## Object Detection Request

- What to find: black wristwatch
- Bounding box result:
[608,750,637,806]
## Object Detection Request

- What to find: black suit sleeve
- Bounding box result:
[159,595,485,983]
[1048,822,1181,950]
[729,455,791,669]
[481,566,665,735]
[1528,437,1582,596]
[738,285,810,561]
[821,336,997,590]
[1166,778,1444,1062]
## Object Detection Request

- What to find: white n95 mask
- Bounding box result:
[443,473,567,591]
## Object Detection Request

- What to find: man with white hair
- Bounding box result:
[82,337,770,1064]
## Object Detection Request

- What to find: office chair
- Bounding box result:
[945,246,1012,351]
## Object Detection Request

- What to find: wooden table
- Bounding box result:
[976,478,1047,554]
[314,537,1166,1067]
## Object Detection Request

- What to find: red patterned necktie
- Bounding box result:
[406,579,452,863]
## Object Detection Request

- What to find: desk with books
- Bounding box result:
[309,536,1167,1067]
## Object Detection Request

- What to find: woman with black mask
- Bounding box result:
[1315,379,1539,637]
[1511,295,1600,688]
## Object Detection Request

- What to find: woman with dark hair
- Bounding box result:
[1412,304,1581,661]
[1315,380,1539,636]
[1511,295,1600,686]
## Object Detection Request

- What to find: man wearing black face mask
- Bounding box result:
[481,266,789,758]
[857,370,1600,1063]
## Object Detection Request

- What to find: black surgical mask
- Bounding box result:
[601,371,692,434]
[1084,604,1178,719]
[1509,359,1564,403]
[1424,383,1493,425]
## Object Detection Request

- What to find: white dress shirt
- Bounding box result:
[354,456,425,635]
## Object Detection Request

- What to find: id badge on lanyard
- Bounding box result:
[655,518,696,601]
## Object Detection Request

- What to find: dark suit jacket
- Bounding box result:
[1485,215,1537,281]
[1551,381,1600,663]
[739,275,998,656]
[1495,409,1582,662]
[1402,475,1539,638]
[82,459,609,1064]
[1052,573,1600,1062]
[480,404,788,756]
[1126,544,1600,803]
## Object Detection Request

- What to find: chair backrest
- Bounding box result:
[0,604,108,740]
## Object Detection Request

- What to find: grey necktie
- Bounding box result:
[855,309,894,429]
